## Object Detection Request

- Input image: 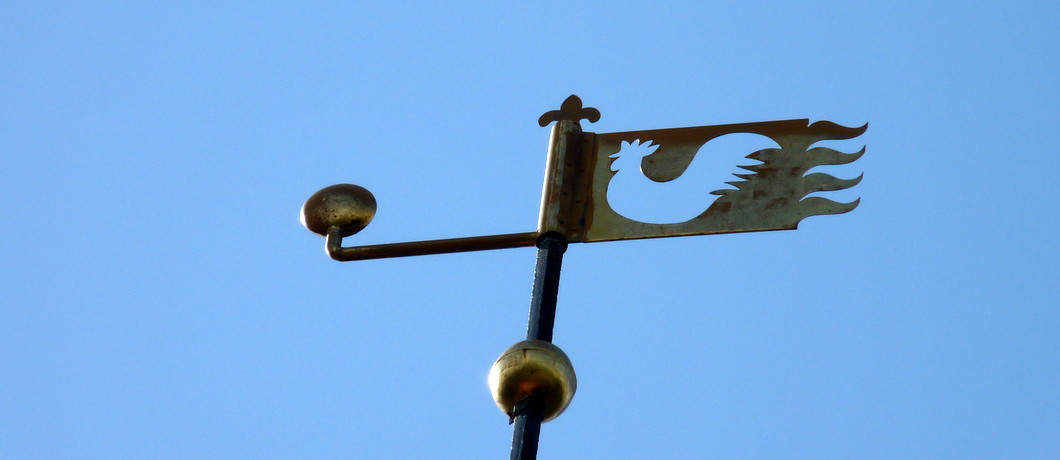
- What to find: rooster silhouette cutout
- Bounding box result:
[606,134,782,224]
[561,119,866,243]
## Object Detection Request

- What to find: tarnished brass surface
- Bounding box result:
[536,120,584,236]
[537,96,599,238]
[302,97,867,261]
[301,184,377,237]
[489,340,577,422]
[564,119,867,243]
[324,230,537,261]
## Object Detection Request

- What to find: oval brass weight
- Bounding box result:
[300,184,377,237]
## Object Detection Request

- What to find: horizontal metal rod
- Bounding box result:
[325,229,539,261]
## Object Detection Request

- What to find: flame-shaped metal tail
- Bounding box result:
[801,172,863,196]
[797,196,861,218]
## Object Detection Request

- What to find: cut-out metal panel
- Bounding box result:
[565,119,867,243]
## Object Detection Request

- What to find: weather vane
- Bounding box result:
[300,95,866,459]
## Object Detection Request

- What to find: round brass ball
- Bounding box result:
[488,340,576,422]
[300,184,377,237]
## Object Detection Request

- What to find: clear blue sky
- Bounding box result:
[2,2,1057,459]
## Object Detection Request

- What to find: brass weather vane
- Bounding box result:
[300,95,866,459]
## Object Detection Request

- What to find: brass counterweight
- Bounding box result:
[300,184,377,237]
[488,340,576,422]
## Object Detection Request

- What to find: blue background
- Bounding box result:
[2,2,1057,458]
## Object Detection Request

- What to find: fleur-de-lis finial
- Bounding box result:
[538,95,601,127]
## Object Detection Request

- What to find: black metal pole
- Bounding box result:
[510,233,567,460]
[526,234,566,342]
[509,396,545,460]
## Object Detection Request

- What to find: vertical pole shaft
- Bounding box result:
[526,234,567,342]
[509,396,545,460]
[512,96,591,459]
[510,234,567,460]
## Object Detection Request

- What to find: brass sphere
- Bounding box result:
[488,340,576,422]
[300,184,377,237]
